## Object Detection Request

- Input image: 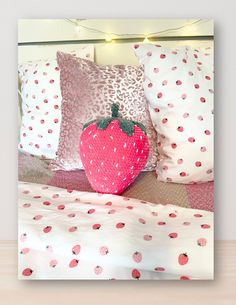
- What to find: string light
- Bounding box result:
[143,37,150,43]
[105,34,113,42]
[75,25,81,35]
[66,19,211,42]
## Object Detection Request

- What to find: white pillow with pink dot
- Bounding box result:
[134,44,214,183]
[18,45,94,159]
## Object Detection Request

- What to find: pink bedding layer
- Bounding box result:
[18,152,213,211]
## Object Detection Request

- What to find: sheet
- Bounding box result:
[19,182,213,280]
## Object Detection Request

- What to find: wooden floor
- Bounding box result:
[0,241,235,305]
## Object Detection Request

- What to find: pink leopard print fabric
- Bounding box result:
[50,52,157,171]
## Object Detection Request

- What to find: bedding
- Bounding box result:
[18,45,94,159]
[50,51,158,172]
[18,181,213,280]
[134,44,214,184]
[19,152,214,211]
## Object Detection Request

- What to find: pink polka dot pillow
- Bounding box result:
[134,44,214,183]
[18,46,94,159]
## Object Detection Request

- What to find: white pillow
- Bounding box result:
[134,44,214,183]
[18,45,94,159]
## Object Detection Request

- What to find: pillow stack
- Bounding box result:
[18,46,94,159]
[18,43,214,187]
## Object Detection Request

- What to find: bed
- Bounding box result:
[18,19,214,280]
[18,152,213,280]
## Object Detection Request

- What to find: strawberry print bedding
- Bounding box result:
[18,182,213,280]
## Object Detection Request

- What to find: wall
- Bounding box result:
[18,19,213,65]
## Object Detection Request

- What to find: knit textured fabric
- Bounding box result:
[80,120,149,194]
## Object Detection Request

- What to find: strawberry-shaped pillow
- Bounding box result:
[79,103,150,194]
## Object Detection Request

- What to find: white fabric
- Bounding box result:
[18,182,213,280]
[134,44,214,183]
[18,45,94,159]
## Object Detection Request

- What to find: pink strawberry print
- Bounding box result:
[94,265,103,275]
[69,259,79,268]
[88,208,95,214]
[93,223,101,230]
[197,238,207,246]
[168,232,178,239]
[99,246,109,255]
[154,267,165,272]
[57,204,65,210]
[180,275,190,280]
[49,259,58,268]
[116,222,125,229]
[20,248,30,254]
[178,253,189,265]
[22,268,33,276]
[194,213,203,218]
[43,226,52,233]
[72,245,81,255]
[158,221,166,225]
[79,104,149,195]
[68,226,77,232]
[138,218,146,224]
[23,203,31,208]
[132,251,142,263]
[143,234,152,241]
[132,269,141,279]
[201,224,211,229]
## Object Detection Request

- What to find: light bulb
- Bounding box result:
[75,25,81,35]
[143,37,150,43]
[105,35,112,42]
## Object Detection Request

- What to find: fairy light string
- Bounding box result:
[65,19,212,43]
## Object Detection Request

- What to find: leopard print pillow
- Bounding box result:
[50,52,158,171]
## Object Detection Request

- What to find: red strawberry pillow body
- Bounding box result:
[79,104,150,194]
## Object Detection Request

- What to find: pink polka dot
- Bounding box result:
[188,137,195,143]
[183,112,189,118]
[162,118,168,124]
[162,80,168,86]
[171,143,177,149]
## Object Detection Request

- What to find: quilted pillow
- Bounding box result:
[18,46,94,159]
[50,52,158,171]
[134,44,214,183]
